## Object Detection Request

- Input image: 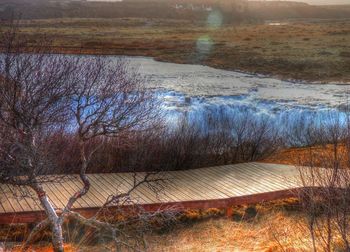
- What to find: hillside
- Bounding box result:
[1,0,350,21]
[248,1,350,20]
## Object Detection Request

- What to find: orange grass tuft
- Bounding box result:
[263,144,350,167]
[10,244,76,252]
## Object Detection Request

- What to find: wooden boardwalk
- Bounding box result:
[0,162,302,224]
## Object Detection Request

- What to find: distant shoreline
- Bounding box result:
[6,17,350,84]
[29,46,349,85]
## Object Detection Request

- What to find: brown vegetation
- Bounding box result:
[263,113,350,252]
[4,18,350,83]
[0,199,306,251]
[47,112,281,173]
[263,144,350,166]
[2,0,350,21]
[0,198,326,251]
[2,197,350,251]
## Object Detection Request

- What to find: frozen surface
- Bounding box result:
[119,56,350,109]
[95,56,350,129]
[10,53,348,127]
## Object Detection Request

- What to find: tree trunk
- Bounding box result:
[33,184,65,252]
[51,220,64,252]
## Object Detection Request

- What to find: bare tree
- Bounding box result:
[0,22,170,252]
[296,112,350,252]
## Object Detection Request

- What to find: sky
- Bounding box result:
[87,0,350,4]
[252,0,350,5]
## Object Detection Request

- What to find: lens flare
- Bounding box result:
[196,35,213,56]
[207,10,223,29]
[195,10,222,60]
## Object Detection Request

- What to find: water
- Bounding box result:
[5,53,350,131]
[108,56,350,128]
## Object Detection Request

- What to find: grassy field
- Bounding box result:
[3,199,338,252]
[148,201,308,252]
[12,17,350,83]
[0,199,302,251]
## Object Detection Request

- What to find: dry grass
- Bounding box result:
[263,144,350,166]
[148,213,308,252]
[0,199,315,252]
[147,199,311,252]
[4,199,350,251]
[8,245,75,252]
[6,18,350,83]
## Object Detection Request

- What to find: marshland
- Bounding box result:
[1,0,350,251]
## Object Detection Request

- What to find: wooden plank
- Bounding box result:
[247,163,299,189]
[51,180,74,207]
[202,166,263,196]
[154,175,200,202]
[166,171,220,200]
[5,186,42,212]
[216,164,285,193]
[170,170,223,199]
[43,184,63,209]
[68,177,100,208]
[131,172,185,203]
[182,169,231,198]
[247,164,295,188]
[253,163,300,179]
[110,173,159,204]
[0,200,6,213]
[151,172,200,202]
[248,163,292,182]
[0,185,23,213]
[178,169,230,198]
[54,176,88,208]
[160,184,191,202]
[0,186,10,213]
[93,173,133,206]
[0,162,304,219]
[89,175,114,197]
[6,185,34,212]
[181,168,240,198]
[251,163,300,186]
[236,164,290,191]
[88,174,118,200]
[52,181,82,207]
[200,166,261,195]
[93,173,155,206]
[246,163,299,188]
[17,187,43,211]
[221,164,285,192]
[84,175,110,206]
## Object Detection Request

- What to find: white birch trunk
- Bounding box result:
[35,185,64,252]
